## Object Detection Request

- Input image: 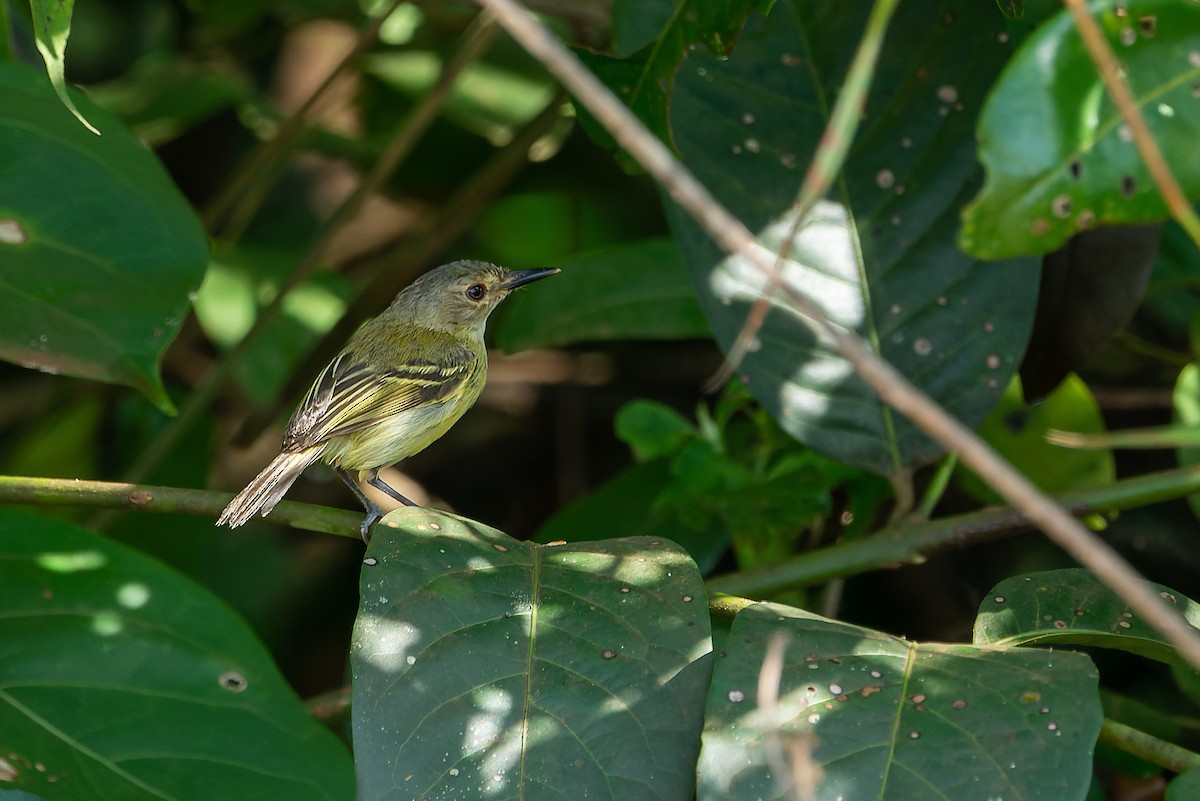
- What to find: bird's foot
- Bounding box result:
[359,506,381,543]
[367,471,418,506]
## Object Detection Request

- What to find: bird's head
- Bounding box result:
[394,260,558,334]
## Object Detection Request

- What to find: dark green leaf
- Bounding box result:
[0,63,209,413]
[534,460,732,575]
[700,603,1101,801]
[974,568,1200,670]
[1142,220,1200,338]
[615,399,697,460]
[496,238,711,351]
[1168,766,1200,801]
[1020,225,1160,399]
[0,510,354,800]
[353,508,713,801]
[667,2,1038,473]
[610,0,775,58]
[957,375,1114,504]
[996,0,1024,19]
[579,1,773,151]
[961,0,1200,258]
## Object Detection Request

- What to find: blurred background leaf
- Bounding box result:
[0,62,208,413]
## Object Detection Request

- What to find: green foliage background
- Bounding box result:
[2,0,1200,799]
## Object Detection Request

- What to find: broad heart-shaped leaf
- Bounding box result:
[699,603,1100,801]
[666,1,1039,474]
[352,508,713,801]
[0,510,354,800]
[495,237,711,352]
[961,0,1200,259]
[974,568,1200,670]
[0,62,208,413]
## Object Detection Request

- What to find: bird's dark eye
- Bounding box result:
[465,284,486,301]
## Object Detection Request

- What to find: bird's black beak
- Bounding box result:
[500,267,559,290]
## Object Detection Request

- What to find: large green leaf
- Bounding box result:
[579,0,774,151]
[352,508,712,801]
[496,238,711,351]
[699,603,1101,801]
[961,0,1200,258]
[0,63,208,413]
[0,510,354,800]
[664,1,1038,473]
[974,568,1200,669]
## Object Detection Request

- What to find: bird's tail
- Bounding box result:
[217,448,324,528]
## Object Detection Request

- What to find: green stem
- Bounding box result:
[0,475,361,539]
[917,453,958,518]
[1099,717,1200,774]
[202,0,405,231]
[706,465,1200,598]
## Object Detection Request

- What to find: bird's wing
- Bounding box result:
[281,345,473,453]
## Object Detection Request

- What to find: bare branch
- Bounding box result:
[474,0,1200,669]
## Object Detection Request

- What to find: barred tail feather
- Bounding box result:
[217,448,323,528]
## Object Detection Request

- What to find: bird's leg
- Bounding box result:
[366,467,419,507]
[335,467,382,542]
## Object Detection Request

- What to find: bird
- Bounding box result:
[216,260,558,539]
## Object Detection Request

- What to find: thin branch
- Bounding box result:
[709,0,900,390]
[706,465,1200,598]
[203,0,406,231]
[473,0,1200,670]
[0,475,362,538]
[1062,0,1200,248]
[1099,717,1200,774]
[306,685,353,726]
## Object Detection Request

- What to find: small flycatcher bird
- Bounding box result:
[217,260,558,539]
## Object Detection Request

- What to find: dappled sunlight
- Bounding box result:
[115,582,151,610]
[90,611,122,636]
[35,549,106,573]
[708,201,865,330]
[463,687,514,754]
[352,513,714,799]
[356,612,423,674]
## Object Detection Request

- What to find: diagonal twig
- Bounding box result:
[474,0,1200,670]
